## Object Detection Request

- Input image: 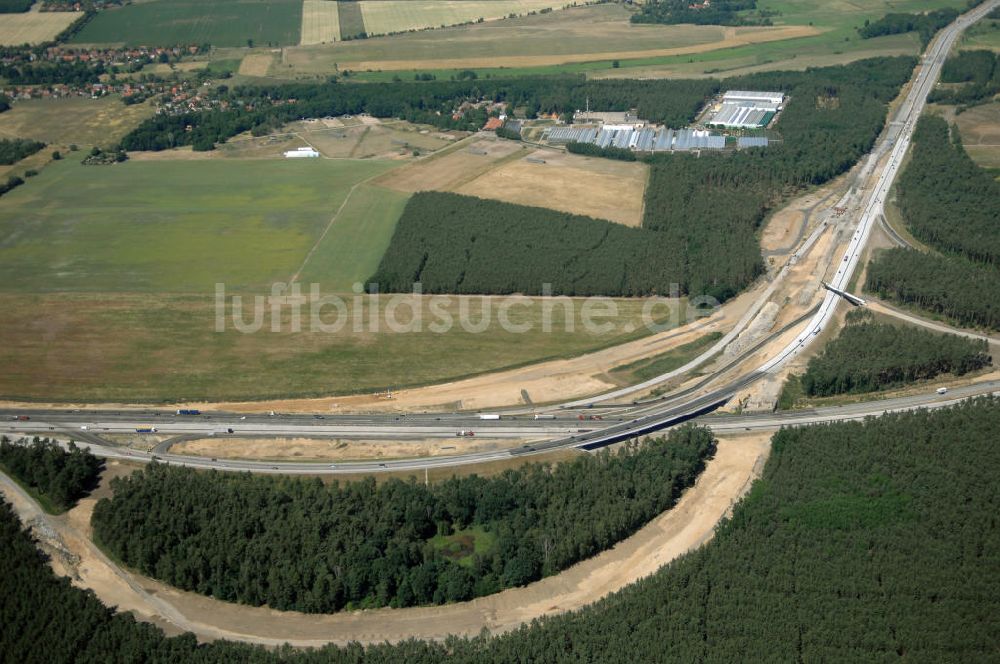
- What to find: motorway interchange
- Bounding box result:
[2,0,999,477]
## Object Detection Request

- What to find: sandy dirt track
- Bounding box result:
[171,435,535,461]
[0,434,771,646]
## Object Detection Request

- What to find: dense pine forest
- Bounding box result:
[866,116,1000,329]
[371,192,686,296]
[5,400,999,662]
[92,426,715,613]
[0,437,102,513]
[896,116,1000,265]
[375,57,915,300]
[797,309,990,396]
[867,249,1000,329]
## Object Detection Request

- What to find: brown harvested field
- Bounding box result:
[300,0,340,45]
[237,52,276,77]
[953,102,1000,170]
[0,8,79,46]
[456,148,649,226]
[0,96,155,147]
[376,136,527,192]
[171,436,538,461]
[0,433,771,646]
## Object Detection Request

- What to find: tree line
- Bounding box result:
[5,399,999,662]
[120,76,719,152]
[0,137,45,165]
[0,60,106,86]
[866,116,1000,330]
[91,426,716,614]
[630,0,769,27]
[798,309,990,396]
[0,0,32,12]
[0,437,103,513]
[858,7,961,47]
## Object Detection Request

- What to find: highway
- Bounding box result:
[758,0,999,373]
[2,0,996,475]
[3,380,998,475]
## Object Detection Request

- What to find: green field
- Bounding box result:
[0,158,396,292]
[298,183,412,290]
[70,0,302,47]
[0,291,684,401]
[961,15,1000,50]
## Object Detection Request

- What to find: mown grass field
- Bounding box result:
[961,14,1000,50]
[319,0,969,82]
[70,0,302,47]
[0,291,683,401]
[297,183,412,290]
[0,8,78,46]
[0,96,155,148]
[288,4,745,74]
[0,158,396,292]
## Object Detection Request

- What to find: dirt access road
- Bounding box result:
[0,434,771,646]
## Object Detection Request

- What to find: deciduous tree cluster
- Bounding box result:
[0,137,45,165]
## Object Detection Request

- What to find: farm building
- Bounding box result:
[709,90,784,129]
[545,126,724,152]
[284,147,320,158]
[572,110,644,126]
[737,136,769,148]
[722,90,784,106]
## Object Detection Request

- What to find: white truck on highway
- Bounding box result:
[478,414,501,420]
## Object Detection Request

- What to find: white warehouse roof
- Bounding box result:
[722,90,784,105]
[284,148,320,158]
